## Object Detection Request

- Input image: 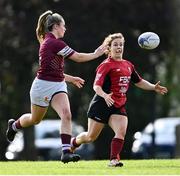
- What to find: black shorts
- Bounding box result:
[87,95,127,124]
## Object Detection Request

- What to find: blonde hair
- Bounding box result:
[103,33,125,55]
[36,10,64,43]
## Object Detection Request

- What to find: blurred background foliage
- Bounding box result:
[0,0,180,160]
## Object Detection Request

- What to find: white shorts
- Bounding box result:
[30,78,68,107]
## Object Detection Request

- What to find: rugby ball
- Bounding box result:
[138,32,160,49]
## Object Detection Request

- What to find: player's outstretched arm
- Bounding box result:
[135,79,168,95]
[154,81,168,95]
[69,44,107,62]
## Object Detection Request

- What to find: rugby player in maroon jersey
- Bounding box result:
[6,10,107,163]
[71,33,168,167]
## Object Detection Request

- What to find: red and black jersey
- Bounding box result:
[37,33,75,82]
[94,57,142,108]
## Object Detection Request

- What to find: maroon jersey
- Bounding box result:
[37,33,75,82]
[94,57,142,108]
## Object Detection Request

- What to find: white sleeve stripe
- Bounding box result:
[63,48,73,57]
[57,46,74,57]
[57,46,69,55]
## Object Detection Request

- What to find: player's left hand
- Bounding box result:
[94,44,108,58]
[71,77,85,88]
[155,81,168,95]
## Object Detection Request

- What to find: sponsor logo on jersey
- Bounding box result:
[120,87,128,93]
[119,76,130,84]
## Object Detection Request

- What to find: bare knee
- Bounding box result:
[115,130,126,139]
[114,125,127,139]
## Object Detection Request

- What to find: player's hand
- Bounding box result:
[94,44,108,58]
[103,92,114,107]
[155,81,168,95]
[71,77,85,88]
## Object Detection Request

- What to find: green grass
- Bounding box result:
[0,159,179,175]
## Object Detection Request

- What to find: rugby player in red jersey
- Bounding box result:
[71,33,168,166]
[6,10,106,163]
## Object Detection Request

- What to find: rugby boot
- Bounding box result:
[108,159,124,167]
[61,152,81,163]
[6,119,17,142]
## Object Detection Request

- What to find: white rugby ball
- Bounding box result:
[138,32,160,49]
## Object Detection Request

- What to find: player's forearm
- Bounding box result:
[93,85,106,98]
[64,74,74,83]
[135,79,155,91]
[70,52,98,62]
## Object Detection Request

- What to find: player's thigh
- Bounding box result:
[51,93,71,117]
[31,104,48,122]
[87,118,104,140]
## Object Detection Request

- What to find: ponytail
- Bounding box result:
[36,10,53,43]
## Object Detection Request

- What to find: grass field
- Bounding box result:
[0,159,179,175]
